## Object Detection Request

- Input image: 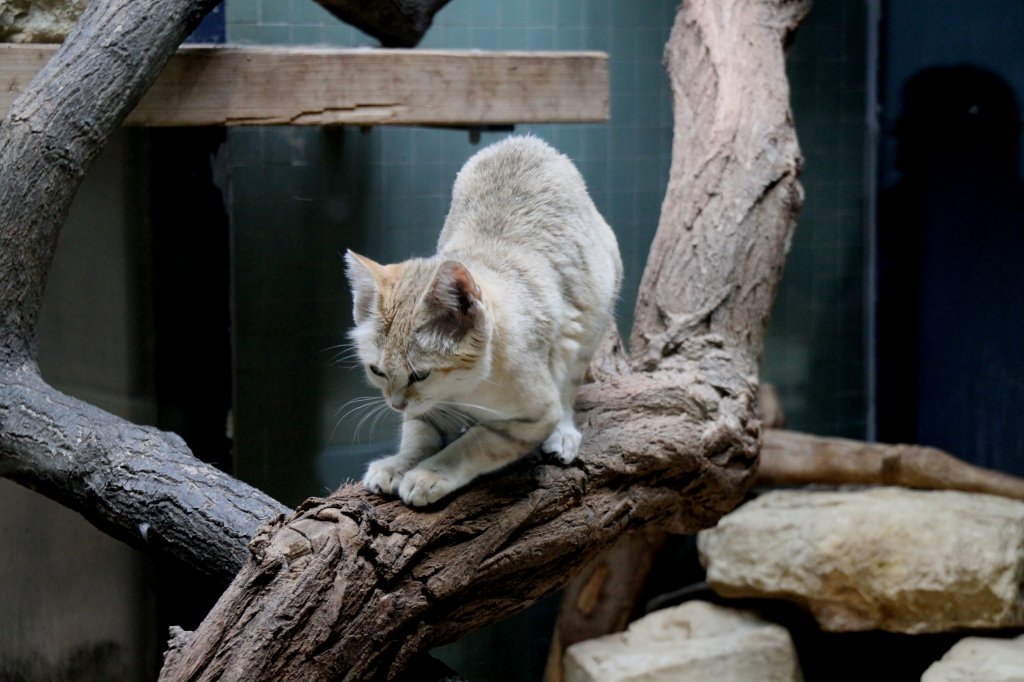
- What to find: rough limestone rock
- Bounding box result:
[0,0,86,43]
[923,633,1024,682]
[698,487,1024,633]
[563,600,802,682]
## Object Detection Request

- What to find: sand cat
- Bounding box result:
[346,136,621,506]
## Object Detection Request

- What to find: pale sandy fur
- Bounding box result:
[346,136,621,506]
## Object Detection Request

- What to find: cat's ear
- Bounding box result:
[344,250,384,324]
[426,260,482,337]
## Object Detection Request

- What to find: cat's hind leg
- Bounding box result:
[540,336,588,464]
[541,417,582,465]
[363,418,442,495]
[541,379,583,465]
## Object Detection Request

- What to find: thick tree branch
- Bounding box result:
[0,0,288,581]
[0,0,526,583]
[629,0,808,377]
[160,342,759,681]
[158,1,809,679]
[1,364,288,579]
[548,1,811,673]
[0,0,214,362]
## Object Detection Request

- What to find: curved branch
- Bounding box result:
[1,365,288,578]
[0,0,216,361]
[0,0,483,584]
[158,1,809,678]
[0,0,288,580]
[629,0,810,377]
[160,350,758,681]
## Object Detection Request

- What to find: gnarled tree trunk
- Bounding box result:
[0,0,459,581]
[2,0,808,678]
[0,0,290,581]
[546,0,810,673]
[157,1,809,679]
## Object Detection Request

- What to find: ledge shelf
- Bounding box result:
[2,44,609,127]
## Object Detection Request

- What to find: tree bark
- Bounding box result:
[0,0,291,581]
[544,3,811,671]
[159,347,759,680]
[0,365,288,579]
[0,0,451,580]
[158,1,809,679]
[0,0,212,363]
[543,529,665,682]
[629,0,808,378]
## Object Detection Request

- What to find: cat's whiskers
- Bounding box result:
[370,402,394,434]
[354,402,394,442]
[329,350,364,367]
[318,341,356,354]
[320,341,358,355]
[427,404,474,432]
[330,396,385,440]
[332,396,380,418]
[439,400,509,419]
[319,341,365,367]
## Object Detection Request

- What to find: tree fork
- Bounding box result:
[546,0,811,674]
[159,0,809,679]
[0,0,292,580]
[0,0,809,677]
[0,0,459,579]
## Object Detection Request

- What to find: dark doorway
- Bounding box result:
[876,2,1024,476]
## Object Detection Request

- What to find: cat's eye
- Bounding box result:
[408,369,430,384]
[368,364,386,378]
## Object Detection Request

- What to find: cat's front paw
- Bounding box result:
[541,423,582,464]
[398,467,460,507]
[362,455,409,496]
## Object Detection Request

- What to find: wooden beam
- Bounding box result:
[1,44,608,127]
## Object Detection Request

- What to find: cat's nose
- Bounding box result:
[389,394,407,411]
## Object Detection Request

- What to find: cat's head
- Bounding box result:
[344,250,491,416]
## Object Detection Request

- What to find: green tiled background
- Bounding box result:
[226,0,868,508]
[226,0,678,507]
[225,1,868,679]
[762,1,868,438]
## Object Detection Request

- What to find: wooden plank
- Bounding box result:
[1,44,608,126]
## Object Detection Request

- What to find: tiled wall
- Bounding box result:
[762,1,869,438]
[225,0,870,502]
[224,1,869,679]
[226,0,677,506]
[226,7,677,677]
